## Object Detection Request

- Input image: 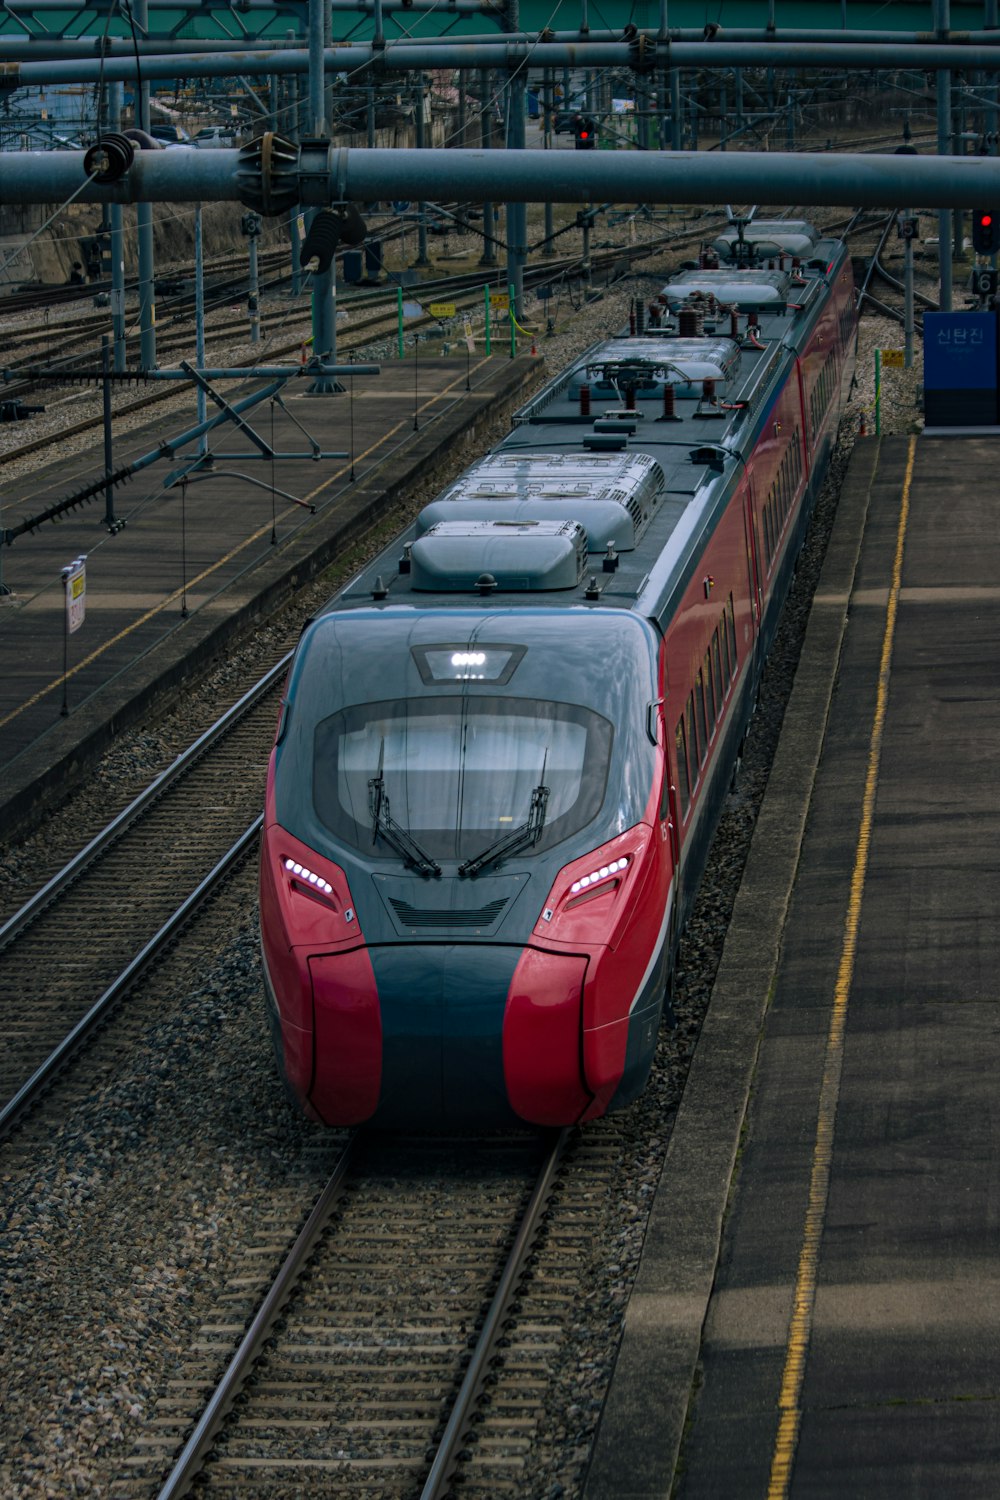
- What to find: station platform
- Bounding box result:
[585,431,1000,1498]
[0,349,539,833]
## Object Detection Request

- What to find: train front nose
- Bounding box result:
[309,942,591,1128]
[366,944,523,1127]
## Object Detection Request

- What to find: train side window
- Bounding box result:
[703,649,716,724]
[695,673,710,757]
[674,719,691,817]
[685,696,700,779]
[712,630,725,703]
[792,429,801,489]
[720,616,732,680]
[781,452,791,518]
[726,594,738,669]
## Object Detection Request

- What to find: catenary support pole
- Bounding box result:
[108,79,127,371]
[194,203,207,457]
[306,0,339,392]
[135,0,157,369]
[937,0,954,310]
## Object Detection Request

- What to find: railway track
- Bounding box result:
[0,236,656,475]
[0,302,545,1129]
[0,659,287,1136]
[112,1123,625,1500]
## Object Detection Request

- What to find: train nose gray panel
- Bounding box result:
[369,944,522,1127]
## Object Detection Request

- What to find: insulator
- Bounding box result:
[300,210,344,275]
[629,303,637,336]
[236,132,300,217]
[635,301,646,334]
[624,383,636,411]
[337,202,367,248]
[122,128,162,152]
[300,206,369,274]
[83,132,135,184]
[579,384,591,416]
[678,307,701,337]
[662,383,677,419]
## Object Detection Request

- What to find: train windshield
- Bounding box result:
[313,696,613,862]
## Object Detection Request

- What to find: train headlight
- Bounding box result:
[569,857,629,897]
[283,857,334,896]
[262,826,361,951]
[534,827,651,941]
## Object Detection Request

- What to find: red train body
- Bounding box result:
[260,221,856,1128]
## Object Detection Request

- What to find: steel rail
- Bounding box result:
[155,1135,361,1500]
[855,211,937,331]
[151,1129,568,1499]
[0,657,289,950]
[420,1126,572,1499]
[0,815,263,1140]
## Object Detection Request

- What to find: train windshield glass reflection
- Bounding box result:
[313,697,612,861]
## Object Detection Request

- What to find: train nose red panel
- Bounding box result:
[309,948,382,1124]
[503,948,591,1125]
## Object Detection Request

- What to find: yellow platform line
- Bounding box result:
[0,357,498,734]
[766,434,915,1497]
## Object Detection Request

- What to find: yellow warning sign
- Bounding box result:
[429,303,456,319]
[879,349,905,368]
[489,292,510,310]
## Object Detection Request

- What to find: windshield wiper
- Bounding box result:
[368,740,441,879]
[459,754,550,880]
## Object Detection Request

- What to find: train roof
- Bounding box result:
[332,238,850,630]
[711,218,819,258]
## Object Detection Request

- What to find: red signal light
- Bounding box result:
[973,207,1000,253]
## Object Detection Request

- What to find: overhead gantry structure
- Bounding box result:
[2,0,999,386]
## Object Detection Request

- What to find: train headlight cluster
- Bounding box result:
[535,828,651,937]
[570,857,629,894]
[284,857,334,896]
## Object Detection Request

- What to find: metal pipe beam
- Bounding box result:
[19,146,1000,214]
[10,39,1000,86]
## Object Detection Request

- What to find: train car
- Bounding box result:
[259,223,856,1129]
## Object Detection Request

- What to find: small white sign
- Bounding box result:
[63,555,86,635]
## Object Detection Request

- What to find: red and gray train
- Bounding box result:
[259,219,856,1129]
